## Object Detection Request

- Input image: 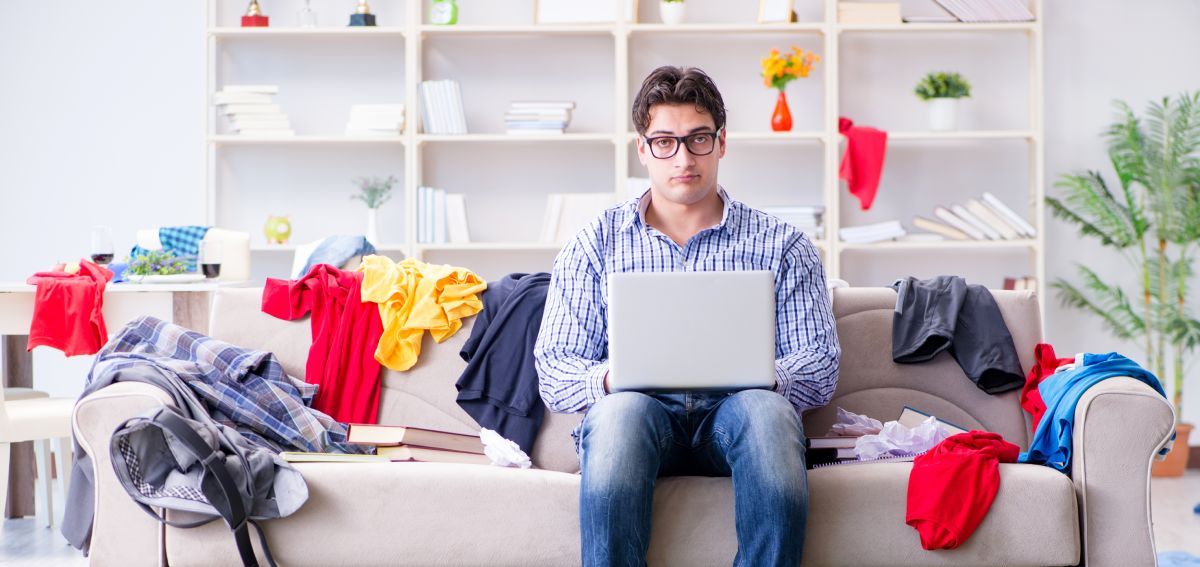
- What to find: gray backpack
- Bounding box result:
[110,405,308,567]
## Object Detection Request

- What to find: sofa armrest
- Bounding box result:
[72,382,175,567]
[1071,376,1175,567]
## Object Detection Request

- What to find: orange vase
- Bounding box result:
[771,90,792,132]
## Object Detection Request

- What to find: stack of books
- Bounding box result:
[1003,276,1037,290]
[345,104,405,136]
[932,0,1035,22]
[805,435,860,468]
[505,101,575,135]
[417,186,470,244]
[419,80,468,135]
[353,423,490,465]
[911,192,1037,241]
[764,205,825,240]
[215,85,293,136]
[839,220,906,244]
[838,2,902,24]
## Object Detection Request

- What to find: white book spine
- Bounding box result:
[933,206,986,240]
[450,81,468,135]
[434,188,447,244]
[951,204,1002,240]
[982,192,1037,236]
[965,199,1019,239]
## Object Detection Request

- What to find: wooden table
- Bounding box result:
[0,282,219,518]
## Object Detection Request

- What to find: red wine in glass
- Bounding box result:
[90,253,115,265]
[201,263,221,278]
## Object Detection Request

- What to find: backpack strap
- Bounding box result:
[151,408,274,567]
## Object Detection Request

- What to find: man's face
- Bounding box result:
[637,103,726,208]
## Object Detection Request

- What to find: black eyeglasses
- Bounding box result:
[643,130,721,159]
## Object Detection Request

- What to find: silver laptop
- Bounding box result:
[607,270,776,392]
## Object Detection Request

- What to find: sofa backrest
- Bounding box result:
[208,286,1040,474]
[804,287,1039,451]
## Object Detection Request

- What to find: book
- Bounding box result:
[222,104,282,115]
[912,216,968,240]
[445,193,470,244]
[347,423,486,454]
[812,451,925,468]
[950,204,1002,240]
[214,92,274,105]
[965,199,1020,239]
[510,101,576,110]
[433,187,447,243]
[280,451,389,463]
[376,444,492,465]
[897,406,969,437]
[806,436,859,450]
[932,205,986,240]
[981,192,1037,237]
[221,85,280,94]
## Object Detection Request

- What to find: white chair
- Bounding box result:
[0,386,75,528]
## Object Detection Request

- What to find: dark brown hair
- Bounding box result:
[631,66,727,135]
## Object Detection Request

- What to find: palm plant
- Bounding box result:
[1047,91,1200,424]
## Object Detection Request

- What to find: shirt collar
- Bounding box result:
[621,187,736,234]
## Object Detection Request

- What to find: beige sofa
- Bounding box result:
[72,287,1176,566]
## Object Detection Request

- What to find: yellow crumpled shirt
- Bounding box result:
[357,256,487,371]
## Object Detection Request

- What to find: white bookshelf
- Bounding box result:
[204,0,1044,294]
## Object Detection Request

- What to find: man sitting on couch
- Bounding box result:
[534,66,842,567]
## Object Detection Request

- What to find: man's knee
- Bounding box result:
[723,389,804,439]
[581,392,672,464]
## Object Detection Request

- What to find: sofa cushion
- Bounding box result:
[165,461,1077,567]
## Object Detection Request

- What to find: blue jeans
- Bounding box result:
[579,389,808,567]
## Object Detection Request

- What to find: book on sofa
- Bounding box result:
[376,445,492,465]
[280,452,390,463]
[347,423,486,454]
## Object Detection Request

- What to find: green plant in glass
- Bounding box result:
[914,71,972,100]
[350,175,398,209]
[127,249,190,276]
[1046,91,1200,424]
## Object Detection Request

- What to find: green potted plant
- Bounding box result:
[351,175,397,245]
[660,0,685,25]
[914,71,971,131]
[1046,92,1200,476]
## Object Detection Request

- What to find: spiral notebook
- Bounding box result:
[811,450,928,469]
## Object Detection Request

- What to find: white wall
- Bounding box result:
[1,0,1198,431]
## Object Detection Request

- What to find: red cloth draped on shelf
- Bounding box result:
[838,117,888,211]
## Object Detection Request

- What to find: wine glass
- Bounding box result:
[89,226,114,265]
[199,240,222,279]
[297,0,318,28]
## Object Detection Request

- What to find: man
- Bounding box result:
[533,66,840,567]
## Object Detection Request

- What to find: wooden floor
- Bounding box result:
[2,470,1199,565]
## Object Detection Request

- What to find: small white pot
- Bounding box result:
[366,208,380,245]
[927,98,959,131]
[659,1,685,25]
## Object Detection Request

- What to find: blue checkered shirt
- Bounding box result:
[534,189,841,417]
[128,226,210,271]
[90,316,365,453]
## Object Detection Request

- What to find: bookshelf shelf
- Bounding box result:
[250,243,408,253]
[838,239,1037,251]
[209,135,406,145]
[627,23,825,34]
[836,22,1036,33]
[207,27,406,37]
[417,133,617,144]
[204,0,1044,290]
[419,24,615,36]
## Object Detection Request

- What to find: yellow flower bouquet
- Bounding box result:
[761,46,821,91]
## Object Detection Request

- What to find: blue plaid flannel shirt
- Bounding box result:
[90,316,365,454]
[128,225,210,271]
[534,189,841,417]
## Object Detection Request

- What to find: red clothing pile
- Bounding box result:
[26,261,114,356]
[262,264,384,424]
[906,431,1020,550]
[1021,343,1074,433]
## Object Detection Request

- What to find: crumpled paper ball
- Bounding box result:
[480,428,531,469]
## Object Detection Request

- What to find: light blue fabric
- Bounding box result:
[1158,551,1200,567]
[297,235,377,278]
[1019,352,1166,474]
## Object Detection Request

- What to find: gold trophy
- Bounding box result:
[241,0,270,27]
[349,0,377,26]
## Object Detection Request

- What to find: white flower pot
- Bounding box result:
[366,208,380,245]
[927,98,959,131]
[659,2,685,25]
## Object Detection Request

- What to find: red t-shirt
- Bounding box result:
[262,264,384,424]
[26,261,113,356]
